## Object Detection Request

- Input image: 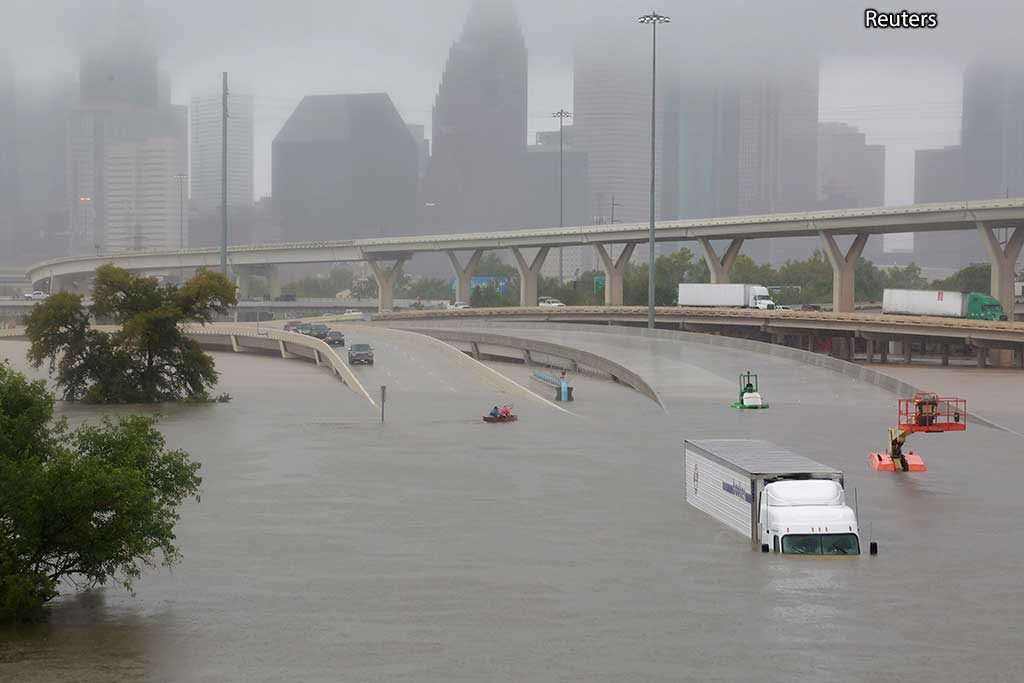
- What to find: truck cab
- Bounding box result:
[758,480,861,555]
[749,286,776,310]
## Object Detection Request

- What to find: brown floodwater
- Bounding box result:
[1,326,1022,682]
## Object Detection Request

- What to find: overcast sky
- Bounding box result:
[5,0,1020,205]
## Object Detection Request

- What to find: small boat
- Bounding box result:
[482,414,518,423]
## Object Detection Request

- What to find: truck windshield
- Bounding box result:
[782,534,860,555]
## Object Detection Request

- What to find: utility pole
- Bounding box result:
[552,109,573,285]
[638,11,670,329]
[174,174,187,282]
[221,72,229,277]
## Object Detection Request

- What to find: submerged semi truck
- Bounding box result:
[677,283,776,309]
[882,289,1007,321]
[684,439,873,556]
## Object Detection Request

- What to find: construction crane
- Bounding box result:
[869,392,966,472]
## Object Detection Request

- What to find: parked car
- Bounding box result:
[283,320,303,332]
[774,304,792,311]
[325,330,345,347]
[538,298,566,308]
[348,343,374,365]
[343,309,362,315]
[293,322,312,335]
[307,323,329,339]
[447,301,471,309]
[23,291,49,301]
[800,304,822,312]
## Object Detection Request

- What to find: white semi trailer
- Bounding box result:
[677,283,775,309]
[684,439,873,555]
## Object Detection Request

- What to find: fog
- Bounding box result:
[2,0,1023,264]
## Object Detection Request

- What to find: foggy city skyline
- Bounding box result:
[2,0,1018,207]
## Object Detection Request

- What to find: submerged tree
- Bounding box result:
[0,363,202,622]
[24,265,236,403]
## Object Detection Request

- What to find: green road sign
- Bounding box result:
[594,275,606,293]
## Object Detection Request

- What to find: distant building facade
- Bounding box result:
[406,124,429,181]
[272,93,418,242]
[190,93,254,215]
[817,122,885,209]
[573,38,665,244]
[524,128,591,278]
[68,25,188,255]
[906,145,969,268]
[962,61,1024,201]
[419,1,528,234]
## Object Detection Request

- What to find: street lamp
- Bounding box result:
[552,109,573,285]
[639,10,670,329]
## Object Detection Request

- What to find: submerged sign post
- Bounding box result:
[380,385,386,423]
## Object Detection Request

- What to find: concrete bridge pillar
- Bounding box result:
[367,256,408,312]
[448,249,484,303]
[698,237,744,284]
[594,243,636,306]
[977,222,1023,318]
[819,232,868,314]
[511,247,549,307]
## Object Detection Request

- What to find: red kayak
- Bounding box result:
[482,415,518,423]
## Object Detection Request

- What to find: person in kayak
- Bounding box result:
[489,406,500,418]
[499,405,512,418]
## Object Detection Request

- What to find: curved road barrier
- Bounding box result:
[351,324,575,415]
[387,319,1016,434]
[181,324,376,407]
[378,324,666,412]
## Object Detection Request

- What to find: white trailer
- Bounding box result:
[677,283,775,309]
[882,289,965,318]
[684,439,869,555]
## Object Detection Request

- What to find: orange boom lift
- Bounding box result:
[869,392,966,472]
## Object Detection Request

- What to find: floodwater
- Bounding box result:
[1,325,1022,682]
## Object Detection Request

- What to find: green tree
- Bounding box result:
[884,262,929,290]
[281,267,354,298]
[24,265,236,403]
[0,363,201,622]
[932,263,991,293]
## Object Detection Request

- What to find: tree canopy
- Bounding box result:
[0,363,201,622]
[24,265,237,403]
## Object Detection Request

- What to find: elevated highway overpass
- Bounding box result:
[374,306,1024,368]
[23,198,1024,316]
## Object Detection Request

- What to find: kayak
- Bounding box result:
[482,415,518,423]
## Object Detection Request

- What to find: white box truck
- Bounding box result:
[677,283,775,309]
[684,439,871,555]
[882,288,1006,321]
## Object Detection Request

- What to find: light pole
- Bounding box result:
[552,109,573,284]
[173,173,188,282]
[639,10,670,329]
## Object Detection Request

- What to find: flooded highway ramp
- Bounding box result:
[1,325,1022,682]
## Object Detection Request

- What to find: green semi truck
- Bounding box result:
[882,289,1008,321]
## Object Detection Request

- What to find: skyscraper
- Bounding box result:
[103,137,186,252]
[908,145,967,268]
[962,61,1024,201]
[817,122,885,210]
[573,37,665,234]
[68,17,187,255]
[190,93,254,214]
[420,0,528,233]
[272,93,418,242]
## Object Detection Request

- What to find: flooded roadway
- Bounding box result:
[1,324,1022,682]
